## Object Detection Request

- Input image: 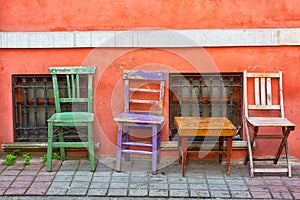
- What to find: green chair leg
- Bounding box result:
[88,124,95,171]
[58,128,66,160]
[47,123,53,172]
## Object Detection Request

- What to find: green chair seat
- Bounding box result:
[48,112,94,123]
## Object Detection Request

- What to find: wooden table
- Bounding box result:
[174,117,236,176]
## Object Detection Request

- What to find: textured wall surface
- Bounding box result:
[1,0,300,31]
[0,0,300,160]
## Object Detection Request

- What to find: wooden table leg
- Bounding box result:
[178,137,182,164]
[181,137,188,177]
[226,136,233,176]
[219,136,224,164]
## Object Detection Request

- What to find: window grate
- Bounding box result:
[12,75,88,142]
[169,73,243,141]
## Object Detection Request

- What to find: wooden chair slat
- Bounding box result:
[266,77,272,105]
[254,78,260,105]
[66,75,71,98]
[71,74,76,98]
[279,71,285,117]
[52,74,61,113]
[129,99,159,104]
[49,66,96,74]
[255,135,284,139]
[243,71,249,118]
[76,73,80,98]
[253,168,288,173]
[248,117,295,127]
[260,77,266,105]
[123,70,166,80]
[246,72,280,78]
[60,98,89,103]
[129,88,160,93]
[124,79,129,113]
[87,74,93,113]
[158,79,165,115]
[248,105,281,110]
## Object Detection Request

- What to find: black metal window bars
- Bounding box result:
[12,73,243,142]
[12,75,88,142]
[169,73,243,141]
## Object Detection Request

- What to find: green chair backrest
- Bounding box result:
[49,66,96,113]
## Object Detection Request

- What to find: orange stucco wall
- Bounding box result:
[1,0,300,160]
[1,0,300,31]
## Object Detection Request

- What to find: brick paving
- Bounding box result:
[0,157,300,199]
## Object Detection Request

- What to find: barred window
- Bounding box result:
[12,75,87,142]
[169,73,243,141]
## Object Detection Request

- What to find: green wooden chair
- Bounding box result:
[47,66,96,172]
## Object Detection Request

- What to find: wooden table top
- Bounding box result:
[174,117,237,137]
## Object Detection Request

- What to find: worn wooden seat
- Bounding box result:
[47,66,96,172]
[243,70,295,177]
[175,117,236,177]
[114,70,166,174]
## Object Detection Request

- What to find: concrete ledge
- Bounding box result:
[161,140,249,151]
[1,28,300,48]
[2,140,245,152]
[2,142,100,151]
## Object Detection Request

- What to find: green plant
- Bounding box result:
[42,154,47,163]
[52,153,61,160]
[2,154,17,166]
[42,152,61,163]
[2,149,32,168]
[12,149,21,156]
[23,153,31,166]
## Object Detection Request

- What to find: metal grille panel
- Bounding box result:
[169,73,243,140]
[12,75,87,142]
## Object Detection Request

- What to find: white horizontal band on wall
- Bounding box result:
[1,28,300,48]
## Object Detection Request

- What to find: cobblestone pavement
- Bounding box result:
[0,157,300,199]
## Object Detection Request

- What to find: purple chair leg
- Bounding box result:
[157,130,161,163]
[124,126,130,161]
[116,123,123,172]
[152,125,158,174]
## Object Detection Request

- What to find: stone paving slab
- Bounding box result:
[0,157,300,199]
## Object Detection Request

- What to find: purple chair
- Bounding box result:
[114,70,166,174]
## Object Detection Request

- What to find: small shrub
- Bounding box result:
[12,149,21,156]
[2,149,32,169]
[42,153,61,163]
[2,154,17,166]
[23,153,31,166]
[42,154,47,163]
[53,153,61,160]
